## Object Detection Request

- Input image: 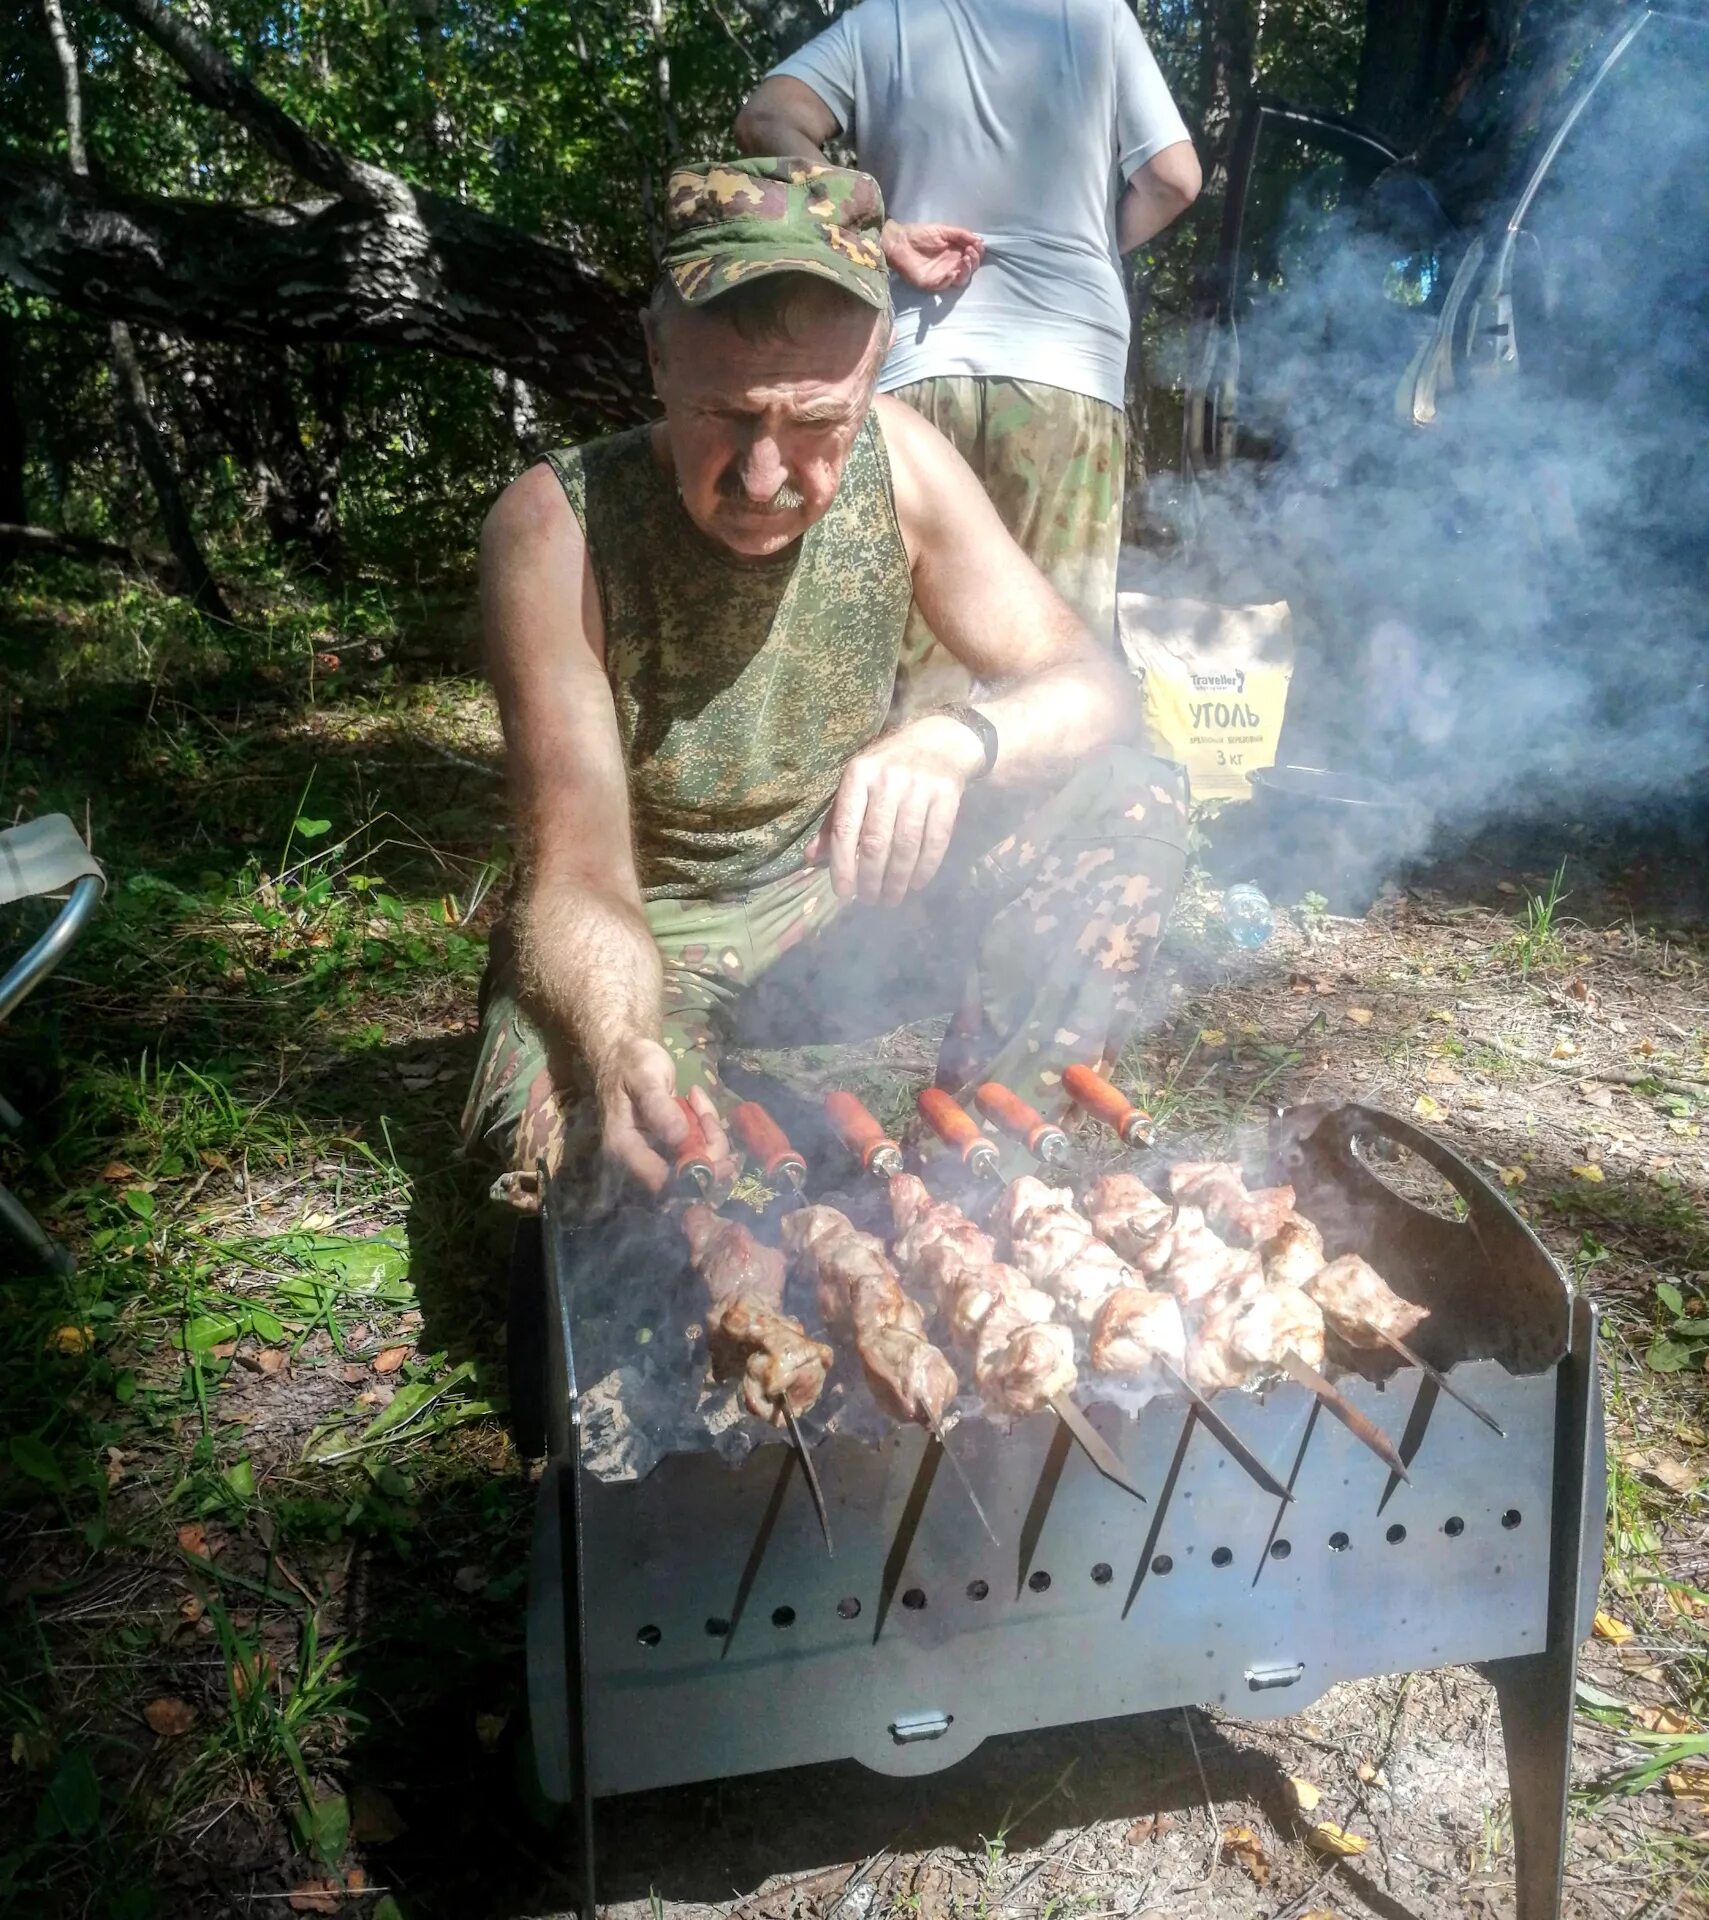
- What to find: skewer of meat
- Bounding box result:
[680,1200,836,1550]
[781,1201,999,1545]
[1000,1176,1131,1324]
[1066,1110,1415,1478]
[886,1173,1149,1501]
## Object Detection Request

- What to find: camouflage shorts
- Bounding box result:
[462,746,1188,1210]
[887,376,1127,719]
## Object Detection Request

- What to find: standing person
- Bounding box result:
[736,0,1201,714]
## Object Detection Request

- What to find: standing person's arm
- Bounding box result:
[736,62,982,290]
[482,464,731,1192]
[1113,5,1200,251]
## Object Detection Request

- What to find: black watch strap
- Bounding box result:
[939,703,998,781]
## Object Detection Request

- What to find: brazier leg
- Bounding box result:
[1478,1295,1605,1920]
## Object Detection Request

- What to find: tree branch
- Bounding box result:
[0,153,648,416]
[100,0,410,213]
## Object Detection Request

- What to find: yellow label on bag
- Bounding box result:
[1116,586,1295,800]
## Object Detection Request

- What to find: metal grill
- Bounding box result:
[523,1101,1606,1920]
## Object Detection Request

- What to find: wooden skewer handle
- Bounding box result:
[974,1081,1062,1157]
[917,1087,991,1164]
[823,1091,900,1173]
[673,1096,714,1185]
[728,1101,805,1181]
[1062,1064,1153,1144]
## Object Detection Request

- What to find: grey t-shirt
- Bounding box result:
[771,0,1190,409]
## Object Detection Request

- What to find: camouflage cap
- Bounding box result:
[661,157,890,311]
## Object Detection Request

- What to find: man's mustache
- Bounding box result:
[718,470,807,513]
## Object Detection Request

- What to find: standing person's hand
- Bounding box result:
[881,220,984,291]
[595,1037,733,1193]
[804,715,986,907]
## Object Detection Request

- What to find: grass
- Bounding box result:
[1504,858,1571,980]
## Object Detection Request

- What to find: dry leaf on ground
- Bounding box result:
[176,1523,212,1560]
[1200,1028,1228,1047]
[1346,1008,1373,1026]
[1221,1825,1269,1885]
[142,1696,196,1737]
[1413,1094,1446,1122]
[230,1651,278,1699]
[1307,1821,1370,1857]
[1571,1164,1606,1182]
[1634,1706,1697,1734]
[286,1880,342,1915]
[1552,1040,1579,1059]
[1498,1165,1527,1186]
[1288,1775,1322,1811]
[49,1325,93,1354]
[101,1161,140,1181]
[372,1346,411,1375]
[1633,1455,1699,1495]
[1424,1064,1462,1086]
[1579,1083,1615,1109]
[1125,1812,1174,1845]
[1665,1771,1709,1802]
[1593,1610,1635,1644]
[255,1348,289,1377]
[1356,1760,1390,1788]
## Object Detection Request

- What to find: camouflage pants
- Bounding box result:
[462,746,1187,1210]
[888,377,1127,720]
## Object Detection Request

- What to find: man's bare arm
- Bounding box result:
[482,465,728,1190]
[1118,140,1202,252]
[735,75,837,160]
[805,397,1140,907]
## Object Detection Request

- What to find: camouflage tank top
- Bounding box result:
[545,414,911,901]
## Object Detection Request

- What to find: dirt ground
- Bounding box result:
[3,640,1708,1920]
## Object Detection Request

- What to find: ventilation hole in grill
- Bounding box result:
[966,1579,989,1602]
[1270,1539,1292,1561]
[1328,1532,1350,1552]
[836,1597,861,1620]
[1443,1516,1466,1537]
[902,1588,927,1612]
[1150,1554,1173,1576]
[771,1605,796,1629]
[636,1624,662,1647]
[1091,1562,1113,1585]
[1028,1570,1052,1593]
[1211,1546,1233,1568]
[1386,1524,1407,1544]
[1502,1508,1523,1529]
[704,1616,730,1638]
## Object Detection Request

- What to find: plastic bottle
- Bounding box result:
[1222,882,1274,950]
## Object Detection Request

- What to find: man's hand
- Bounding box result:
[882,220,984,292]
[595,1037,734,1194]
[805,716,986,906]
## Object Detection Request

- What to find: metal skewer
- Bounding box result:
[925,1414,1000,1548]
[1046,1391,1146,1502]
[1280,1349,1411,1482]
[779,1400,834,1555]
[1377,1330,1506,1437]
[1156,1361,1293,1501]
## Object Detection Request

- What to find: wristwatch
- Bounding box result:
[937,703,999,781]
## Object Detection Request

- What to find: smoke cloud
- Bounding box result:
[1155,10,1709,847]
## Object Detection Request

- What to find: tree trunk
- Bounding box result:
[1192,0,1258,192]
[0,312,27,553]
[41,0,231,620]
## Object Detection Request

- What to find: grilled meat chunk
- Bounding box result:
[1160,1209,1259,1305]
[782,1204,958,1425]
[1259,1214,1326,1289]
[683,1206,831,1424]
[1001,1176,1130,1322]
[1082,1171,1172,1263]
[889,1173,998,1309]
[1168,1160,1297,1247]
[973,1311,1077,1416]
[1305,1253,1429,1349]
[1089,1286,1188,1381]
